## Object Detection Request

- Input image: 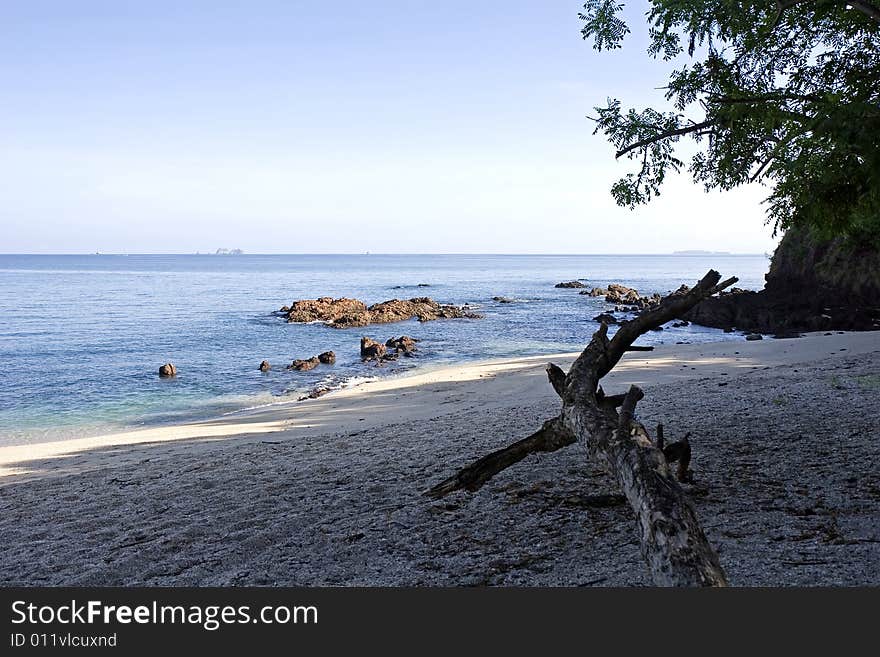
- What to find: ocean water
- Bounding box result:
[0,254,769,445]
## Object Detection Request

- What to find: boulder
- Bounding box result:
[579,287,608,296]
[259,360,271,372]
[317,351,336,364]
[555,281,587,288]
[360,337,387,361]
[386,335,419,355]
[492,296,515,303]
[158,363,177,377]
[288,356,320,371]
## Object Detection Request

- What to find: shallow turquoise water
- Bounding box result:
[0,253,769,444]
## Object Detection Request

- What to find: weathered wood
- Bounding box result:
[546,363,567,398]
[426,417,575,499]
[429,269,736,586]
[568,384,724,585]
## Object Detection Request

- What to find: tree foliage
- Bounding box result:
[580,0,880,240]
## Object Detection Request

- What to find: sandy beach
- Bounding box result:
[1,331,878,585]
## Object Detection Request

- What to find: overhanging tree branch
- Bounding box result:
[616,119,718,158]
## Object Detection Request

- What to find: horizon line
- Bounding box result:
[0,251,769,257]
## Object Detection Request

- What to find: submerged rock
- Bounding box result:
[593,312,620,325]
[386,335,419,356]
[492,296,515,303]
[745,333,763,341]
[158,363,177,377]
[281,296,481,328]
[298,387,331,401]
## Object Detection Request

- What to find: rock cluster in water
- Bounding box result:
[287,351,336,371]
[579,283,664,311]
[360,335,419,362]
[279,297,481,328]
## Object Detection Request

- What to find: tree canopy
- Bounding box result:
[580,1,880,241]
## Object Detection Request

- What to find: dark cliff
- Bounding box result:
[684,227,880,333]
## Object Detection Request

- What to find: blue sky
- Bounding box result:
[1,1,777,253]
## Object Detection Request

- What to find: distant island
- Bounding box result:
[214,248,244,255]
[672,250,732,255]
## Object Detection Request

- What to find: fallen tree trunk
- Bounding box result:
[427,270,736,586]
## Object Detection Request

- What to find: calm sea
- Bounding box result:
[0,254,769,445]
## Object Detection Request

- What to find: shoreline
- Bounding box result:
[1,329,878,585]
[2,330,877,481]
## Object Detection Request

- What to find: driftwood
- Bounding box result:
[428,270,737,586]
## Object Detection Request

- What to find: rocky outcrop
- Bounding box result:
[288,356,320,371]
[259,360,271,372]
[493,296,515,303]
[158,363,177,377]
[604,283,640,304]
[579,283,662,311]
[604,284,663,310]
[555,281,587,288]
[284,297,367,325]
[317,351,336,364]
[281,297,481,328]
[360,337,387,361]
[684,228,880,333]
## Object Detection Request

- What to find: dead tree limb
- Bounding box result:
[427,270,736,586]
[427,418,575,498]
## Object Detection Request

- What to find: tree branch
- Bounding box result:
[425,417,575,498]
[616,119,719,159]
[428,270,736,585]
